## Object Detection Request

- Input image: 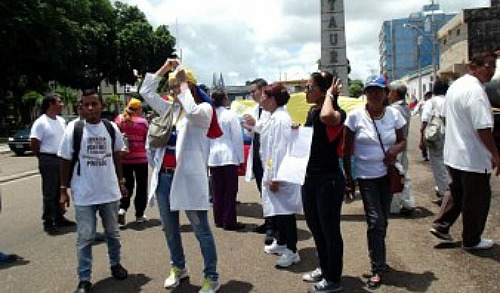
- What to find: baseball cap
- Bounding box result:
[364,75,387,89]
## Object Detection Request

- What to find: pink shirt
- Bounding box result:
[115,115,149,164]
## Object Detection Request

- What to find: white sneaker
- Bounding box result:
[198,277,220,293]
[302,267,322,282]
[136,215,148,223]
[264,239,287,255]
[276,249,300,268]
[463,238,494,250]
[163,266,189,288]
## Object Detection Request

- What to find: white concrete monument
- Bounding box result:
[320,0,349,95]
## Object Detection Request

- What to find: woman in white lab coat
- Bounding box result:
[257,82,302,268]
[140,59,222,293]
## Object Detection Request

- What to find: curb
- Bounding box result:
[0,170,39,184]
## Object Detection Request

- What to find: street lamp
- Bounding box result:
[403,23,437,81]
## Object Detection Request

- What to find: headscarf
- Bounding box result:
[169,68,222,139]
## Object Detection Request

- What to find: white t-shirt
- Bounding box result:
[421,95,446,123]
[444,74,494,173]
[30,114,66,154]
[58,120,126,206]
[345,106,406,179]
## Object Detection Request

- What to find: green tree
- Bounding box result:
[22,90,43,122]
[55,86,78,114]
[349,79,364,98]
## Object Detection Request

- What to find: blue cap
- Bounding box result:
[364,75,387,89]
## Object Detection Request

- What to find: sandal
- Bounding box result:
[366,273,382,289]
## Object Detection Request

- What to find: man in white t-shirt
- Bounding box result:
[419,80,451,206]
[58,89,128,293]
[430,52,499,250]
[30,94,74,234]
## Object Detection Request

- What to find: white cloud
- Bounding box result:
[122,0,491,86]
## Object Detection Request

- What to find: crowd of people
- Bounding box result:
[2,51,496,292]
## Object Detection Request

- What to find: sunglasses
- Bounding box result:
[305,85,319,92]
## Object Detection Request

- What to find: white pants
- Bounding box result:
[428,148,451,197]
[390,170,415,213]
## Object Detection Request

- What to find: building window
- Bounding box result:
[456,29,461,36]
[423,84,426,93]
[443,38,447,45]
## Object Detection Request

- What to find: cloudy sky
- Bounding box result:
[122,0,491,85]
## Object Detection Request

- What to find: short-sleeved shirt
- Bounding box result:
[421,95,446,123]
[115,115,149,164]
[30,114,66,154]
[305,107,346,174]
[58,120,125,206]
[345,106,406,179]
[444,74,494,173]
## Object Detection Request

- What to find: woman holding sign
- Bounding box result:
[256,82,302,268]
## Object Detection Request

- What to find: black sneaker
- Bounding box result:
[75,280,92,293]
[309,279,344,293]
[111,263,128,280]
[430,227,453,241]
[43,223,60,235]
[55,217,76,227]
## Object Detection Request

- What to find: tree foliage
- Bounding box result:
[349,79,364,98]
[0,1,175,95]
[0,0,176,125]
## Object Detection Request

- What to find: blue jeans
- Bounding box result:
[75,201,121,281]
[156,172,218,281]
[358,176,391,274]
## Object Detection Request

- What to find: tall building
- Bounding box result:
[438,0,500,79]
[379,3,455,81]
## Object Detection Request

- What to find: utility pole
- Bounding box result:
[430,0,437,82]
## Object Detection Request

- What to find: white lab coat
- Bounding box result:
[140,73,212,211]
[258,107,302,217]
[244,104,270,182]
[208,107,245,167]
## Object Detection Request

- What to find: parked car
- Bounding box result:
[8,128,31,156]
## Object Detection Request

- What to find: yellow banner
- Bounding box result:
[230,94,365,124]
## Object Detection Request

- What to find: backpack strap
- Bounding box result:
[101,119,116,150]
[72,120,84,176]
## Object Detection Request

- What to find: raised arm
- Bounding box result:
[140,59,179,115]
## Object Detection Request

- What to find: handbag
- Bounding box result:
[367,107,405,194]
[147,102,179,149]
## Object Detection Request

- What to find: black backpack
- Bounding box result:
[70,119,116,182]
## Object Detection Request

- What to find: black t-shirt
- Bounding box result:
[305,107,346,174]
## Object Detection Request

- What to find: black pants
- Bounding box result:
[120,163,148,217]
[252,153,264,194]
[38,154,63,225]
[210,165,239,228]
[433,167,491,247]
[302,171,345,283]
[274,214,298,252]
[358,175,392,274]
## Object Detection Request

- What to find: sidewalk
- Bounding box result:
[0,143,11,155]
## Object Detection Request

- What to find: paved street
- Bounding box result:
[0,117,499,292]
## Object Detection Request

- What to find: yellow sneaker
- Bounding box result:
[198,277,220,293]
[163,266,189,288]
